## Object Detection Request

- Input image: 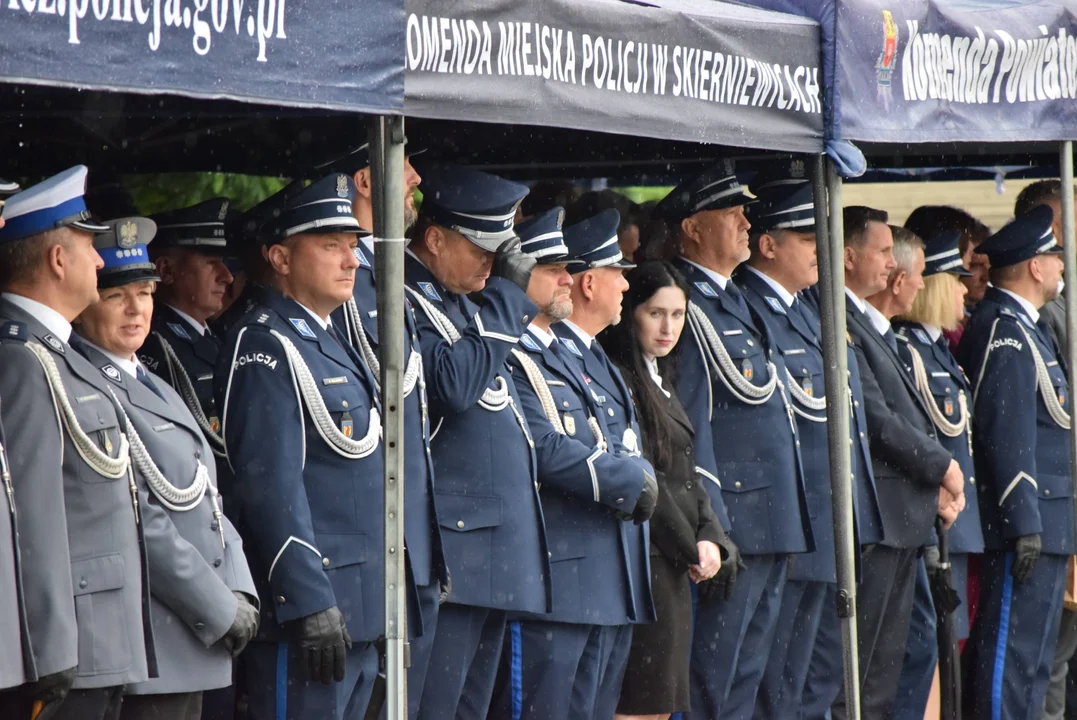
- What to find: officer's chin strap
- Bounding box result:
[270,330,382,459]
[406,287,510,411]
[342,297,421,398]
[686,302,778,406]
[510,348,606,451]
[905,342,973,455]
[108,387,225,548]
[153,332,228,458]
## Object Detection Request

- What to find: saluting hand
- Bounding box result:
[689,540,722,583]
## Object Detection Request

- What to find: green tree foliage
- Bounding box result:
[124,173,290,215]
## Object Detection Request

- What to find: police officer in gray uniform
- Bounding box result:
[0,166,155,719]
[0,177,30,696]
[70,216,259,720]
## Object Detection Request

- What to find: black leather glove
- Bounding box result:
[23,667,76,707]
[631,471,658,524]
[438,570,453,606]
[222,592,260,657]
[491,237,536,292]
[289,606,352,684]
[1012,534,1042,584]
[699,532,745,603]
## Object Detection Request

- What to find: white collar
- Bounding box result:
[1,293,72,343]
[645,355,671,398]
[83,338,141,379]
[921,323,942,342]
[998,287,1041,324]
[167,305,208,337]
[680,257,729,291]
[864,301,892,337]
[745,266,796,308]
[844,287,867,314]
[560,319,594,350]
[298,302,331,331]
[527,323,556,348]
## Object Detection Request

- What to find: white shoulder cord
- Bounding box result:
[785,367,827,423]
[510,348,607,451]
[342,297,421,398]
[0,438,15,523]
[151,333,228,458]
[686,302,777,405]
[269,330,382,459]
[1017,323,1072,429]
[406,287,510,411]
[108,388,225,548]
[905,342,973,455]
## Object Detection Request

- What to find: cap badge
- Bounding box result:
[219,201,230,220]
[790,159,806,179]
[336,175,350,198]
[119,221,138,248]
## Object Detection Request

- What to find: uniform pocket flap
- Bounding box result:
[435,492,503,532]
[1038,473,1074,500]
[319,385,366,414]
[316,533,369,569]
[722,464,773,493]
[71,553,125,596]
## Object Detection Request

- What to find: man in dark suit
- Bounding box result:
[837,206,965,719]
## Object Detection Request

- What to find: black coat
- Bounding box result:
[846,302,952,549]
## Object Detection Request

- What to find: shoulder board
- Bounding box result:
[999,307,1016,317]
[1017,313,1036,329]
[0,321,28,342]
[100,363,124,384]
[166,322,192,341]
[694,281,718,299]
[911,328,931,345]
[354,247,371,269]
[288,317,318,339]
[562,338,583,357]
[417,281,442,303]
[764,296,787,315]
[519,334,541,352]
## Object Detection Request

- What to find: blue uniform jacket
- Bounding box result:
[673,259,813,557]
[957,287,1075,556]
[509,328,656,626]
[139,304,221,432]
[330,244,446,596]
[895,322,985,555]
[215,289,386,642]
[552,324,653,624]
[404,254,550,614]
[737,268,882,581]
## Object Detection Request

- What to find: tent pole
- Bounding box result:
[1061,141,1077,549]
[370,114,409,720]
[812,154,861,720]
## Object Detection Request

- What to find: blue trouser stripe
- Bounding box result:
[276,642,288,720]
[992,553,1015,720]
[511,620,523,720]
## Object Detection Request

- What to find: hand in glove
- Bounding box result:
[222,592,260,657]
[491,238,537,292]
[289,606,352,684]
[438,570,453,606]
[699,532,745,603]
[631,471,658,524]
[1012,534,1042,584]
[23,667,76,707]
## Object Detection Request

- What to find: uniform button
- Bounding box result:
[323,557,331,567]
[78,579,88,590]
[747,340,755,347]
[735,481,742,489]
[213,558,222,568]
[276,595,286,604]
[194,450,202,460]
[548,552,552,558]
[342,400,349,408]
[859,432,865,439]
[607,408,614,417]
[522,315,530,323]
[616,498,624,504]
[195,622,205,631]
[534,481,540,490]
[854,400,860,407]
[686,481,693,489]
[684,446,691,456]
[802,368,808,374]
[970,477,976,485]
[457,520,465,529]
[741,349,747,355]
[1046,489,1051,496]
[210,521,220,531]
[796,441,801,447]
[562,401,570,409]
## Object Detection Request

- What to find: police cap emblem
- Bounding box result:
[218,200,230,220]
[118,220,139,249]
[790,159,806,179]
[336,175,350,198]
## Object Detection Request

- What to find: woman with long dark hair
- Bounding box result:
[599,260,726,719]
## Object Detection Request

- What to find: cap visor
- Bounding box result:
[72,219,110,234]
[98,269,161,289]
[611,258,637,269]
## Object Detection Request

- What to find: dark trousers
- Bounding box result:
[402,582,440,720]
[893,558,938,720]
[490,620,633,720]
[120,692,203,720]
[964,552,1067,720]
[417,603,505,720]
[802,583,846,719]
[242,639,379,720]
[832,544,918,720]
[755,578,831,718]
[688,553,787,720]
[0,686,124,720]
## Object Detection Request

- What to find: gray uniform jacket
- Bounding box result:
[77,340,258,695]
[0,408,30,689]
[0,297,154,689]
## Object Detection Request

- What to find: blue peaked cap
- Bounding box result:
[244,173,362,246]
[516,206,568,264]
[418,163,529,252]
[657,160,756,224]
[922,230,972,277]
[975,204,1059,269]
[0,166,108,244]
[152,197,231,253]
[565,209,635,271]
[95,217,160,289]
[0,179,19,197]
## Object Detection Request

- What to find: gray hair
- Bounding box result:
[889,225,924,277]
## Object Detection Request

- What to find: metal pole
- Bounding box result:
[370,115,409,720]
[1061,141,1077,543]
[812,154,861,719]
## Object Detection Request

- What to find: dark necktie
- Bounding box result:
[136,365,166,401]
[725,281,750,316]
[882,327,899,356]
[67,333,90,358]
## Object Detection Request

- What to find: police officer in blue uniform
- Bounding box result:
[403,164,551,720]
[215,173,385,720]
[957,205,1075,720]
[495,208,657,719]
[656,162,813,720]
[892,229,985,718]
[735,165,884,719]
[328,146,446,720]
